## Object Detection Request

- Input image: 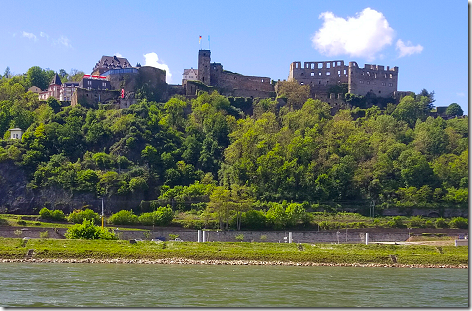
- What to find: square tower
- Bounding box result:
[198,50,211,85]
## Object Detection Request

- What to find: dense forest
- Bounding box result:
[0,68,468,229]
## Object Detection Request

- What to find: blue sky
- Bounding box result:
[1,0,468,114]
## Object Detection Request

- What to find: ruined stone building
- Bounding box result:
[288,60,399,98]
[184,50,275,98]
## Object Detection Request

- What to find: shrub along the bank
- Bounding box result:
[39,207,66,221]
[67,208,101,224]
[138,207,174,226]
[449,217,468,229]
[108,210,139,225]
[65,219,117,240]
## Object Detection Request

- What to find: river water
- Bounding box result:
[0,263,468,307]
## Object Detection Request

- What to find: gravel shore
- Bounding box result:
[0,258,467,269]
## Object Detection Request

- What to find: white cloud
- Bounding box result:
[56,35,72,48]
[22,31,37,41]
[311,8,394,61]
[114,52,123,57]
[40,32,49,40]
[143,52,172,83]
[395,39,423,58]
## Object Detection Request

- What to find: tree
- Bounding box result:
[47,97,61,113]
[417,89,435,110]
[276,80,310,108]
[207,186,232,230]
[3,67,11,79]
[392,95,429,127]
[26,66,49,90]
[445,103,463,117]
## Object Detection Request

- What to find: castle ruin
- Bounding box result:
[184,50,275,98]
[288,60,399,98]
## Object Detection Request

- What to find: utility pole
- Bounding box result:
[101,197,104,228]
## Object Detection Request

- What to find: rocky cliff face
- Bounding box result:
[0,161,142,215]
[0,160,34,214]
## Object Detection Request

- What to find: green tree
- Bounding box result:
[46,97,61,113]
[26,66,49,90]
[445,103,463,117]
[207,186,232,230]
[276,80,310,108]
[392,95,430,127]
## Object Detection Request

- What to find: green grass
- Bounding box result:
[0,214,150,231]
[0,238,467,266]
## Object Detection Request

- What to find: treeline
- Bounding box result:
[0,71,468,230]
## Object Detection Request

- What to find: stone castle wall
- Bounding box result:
[348,62,398,97]
[289,60,349,96]
[198,50,275,98]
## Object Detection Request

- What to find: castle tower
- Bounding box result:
[198,50,211,85]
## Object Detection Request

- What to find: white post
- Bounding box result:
[365,233,369,245]
[288,232,293,243]
[198,230,202,242]
[202,230,206,242]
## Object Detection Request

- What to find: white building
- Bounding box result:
[38,74,79,102]
[8,128,23,140]
[182,68,198,85]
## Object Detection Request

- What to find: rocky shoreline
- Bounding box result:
[0,257,467,269]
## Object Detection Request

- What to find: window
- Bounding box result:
[388,83,393,87]
[311,72,314,76]
[326,72,330,76]
[318,72,322,76]
[382,82,386,86]
[367,81,370,85]
[326,63,330,69]
[360,80,364,84]
[311,63,315,69]
[318,63,323,69]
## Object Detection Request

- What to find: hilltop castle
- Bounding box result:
[38,49,404,110]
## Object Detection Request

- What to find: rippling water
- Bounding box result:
[0,263,468,307]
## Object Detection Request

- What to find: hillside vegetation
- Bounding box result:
[0,72,468,231]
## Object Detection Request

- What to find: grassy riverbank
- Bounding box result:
[0,238,467,267]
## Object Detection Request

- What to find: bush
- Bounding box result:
[39,207,51,220]
[409,216,425,228]
[435,218,449,229]
[17,220,26,226]
[387,216,406,228]
[108,210,138,225]
[40,231,49,238]
[138,207,174,226]
[68,209,101,224]
[240,210,267,230]
[350,222,367,228]
[449,217,468,229]
[51,210,66,221]
[235,234,244,242]
[39,207,66,221]
[65,219,117,240]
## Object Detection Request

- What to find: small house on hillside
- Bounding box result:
[8,128,23,140]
